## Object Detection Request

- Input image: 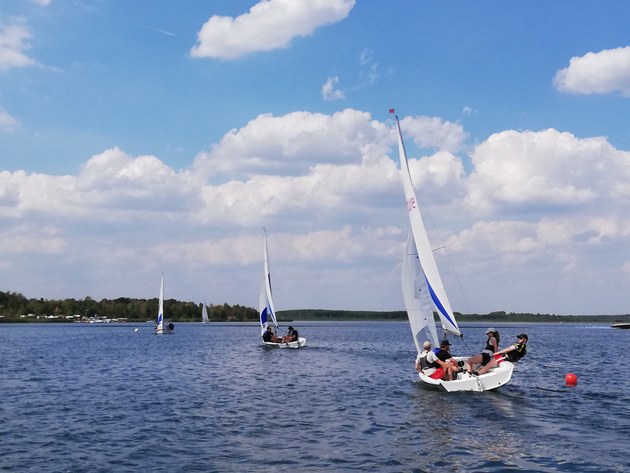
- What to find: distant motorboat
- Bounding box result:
[611,322,630,329]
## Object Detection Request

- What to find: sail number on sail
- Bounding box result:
[407,197,416,212]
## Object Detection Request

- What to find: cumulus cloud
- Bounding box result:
[465,129,630,216]
[0,18,37,71]
[190,0,355,59]
[2,109,630,313]
[554,46,630,96]
[400,115,468,153]
[192,109,390,178]
[322,76,345,100]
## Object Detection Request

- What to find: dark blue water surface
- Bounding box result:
[1,321,628,472]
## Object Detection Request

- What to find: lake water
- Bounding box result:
[0,321,628,472]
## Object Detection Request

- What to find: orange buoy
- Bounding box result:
[565,373,578,386]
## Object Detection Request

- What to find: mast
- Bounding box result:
[259,228,278,335]
[157,274,164,331]
[395,115,461,337]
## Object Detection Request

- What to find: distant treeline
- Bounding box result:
[280,309,630,324]
[0,291,254,323]
[0,291,627,323]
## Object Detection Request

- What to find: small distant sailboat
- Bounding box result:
[394,112,512,392]
[201,302,209,324]
[155,274,174,335]
[259,228,306,348]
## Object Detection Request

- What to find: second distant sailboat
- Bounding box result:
[155,274,174,334]
[258,228,306,348]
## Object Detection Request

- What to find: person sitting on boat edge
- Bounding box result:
[430,339,461,381]
[494,334,528,363]
[415,341,437,376]
[262,326,280,343]
[465,328,499,375]
[474,333,528,375]
[475,333,528,376]
[281,326,299,343]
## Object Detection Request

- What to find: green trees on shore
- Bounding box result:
[0,290,627,323]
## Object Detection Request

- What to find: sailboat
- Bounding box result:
[155,274,174,334]
[201,302,209,324]
[259,228,306,348]
[395,113,512,392]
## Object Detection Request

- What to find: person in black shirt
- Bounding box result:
[281,326,299,343]
[495,334,528,362]
[262,326,280,343]
[432,339,460,381]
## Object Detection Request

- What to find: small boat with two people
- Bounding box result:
[258,228,306,349]
[394,112,513,392]
[155,274,174,334]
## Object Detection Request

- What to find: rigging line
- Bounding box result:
[417,194,473,317]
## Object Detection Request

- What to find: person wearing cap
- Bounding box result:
[415,340,437,375]
[465,328,500,375]
[495,334,528,363]
[476,334,529,375]
[428,339,460,381]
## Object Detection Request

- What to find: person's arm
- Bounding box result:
[496,344,515,355]
[434,357,451,369]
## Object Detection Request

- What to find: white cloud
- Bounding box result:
[400,115,468,153]
[464,128,630,216]
[0,18,37,71]
[30,0,52,6]
[192,109,389,178]
[322,76,345,100]
[554,46,630,96]
[358,48,379,85]
[1,110,630,314]
[0,107,19,132]
[190,0,355,59]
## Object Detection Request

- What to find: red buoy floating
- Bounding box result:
[565,373,578,386]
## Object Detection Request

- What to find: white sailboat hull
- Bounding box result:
[155,327,173,335]
[418,357,514,392]
[261,337,307,349]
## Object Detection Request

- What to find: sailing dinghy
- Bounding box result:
[395,113,512,392]
[155,274,174,334]
[259,229,306,348]
[201,302,209,324]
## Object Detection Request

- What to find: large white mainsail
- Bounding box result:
[402,230,440,352]
[259,228,278,337]
[395,114,461,339]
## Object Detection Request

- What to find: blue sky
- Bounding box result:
[2,0,630,315]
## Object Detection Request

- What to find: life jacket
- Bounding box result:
[506,343,527,362]
[419,351,437,370]
[482,332,499,353]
